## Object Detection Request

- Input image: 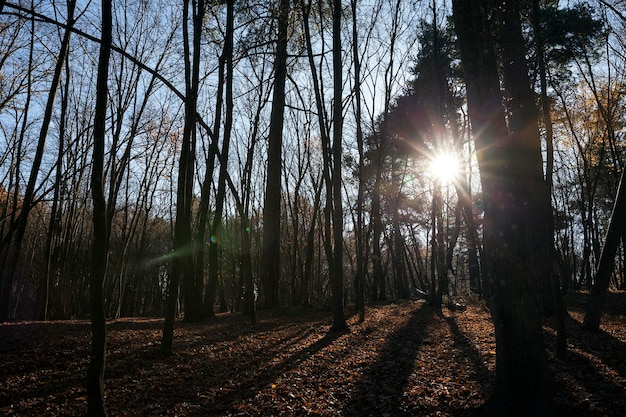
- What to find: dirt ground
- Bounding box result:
[1,292,625,416]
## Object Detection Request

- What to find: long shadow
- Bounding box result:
[342,302,435,417]
[438,310,492,416]
[543,315,626,416]
[439,312,491,382]
[544,313,626,379]
[195,326,345,415]
[103,308,350,415]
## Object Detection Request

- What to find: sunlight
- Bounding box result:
[428,151,460,184]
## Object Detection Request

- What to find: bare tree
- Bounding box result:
[0,0,76,321]
[86,0,112,414]
[162,0,204,354]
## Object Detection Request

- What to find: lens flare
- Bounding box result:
[429,151,460,184]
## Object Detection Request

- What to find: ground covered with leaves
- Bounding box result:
[1,292,625,416]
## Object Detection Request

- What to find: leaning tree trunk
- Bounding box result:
[452,0,555,415]
[583,168,626,331]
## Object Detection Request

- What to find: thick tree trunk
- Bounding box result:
[261,0,290,308]
[452,0,555,415]
[496,0,556,318]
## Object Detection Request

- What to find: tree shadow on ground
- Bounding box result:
[438,310,491,417]
[543,313,626,417]
[342,303,435,416]
[103,308,355,415]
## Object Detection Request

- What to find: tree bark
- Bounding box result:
[162,0,202,354]
[87,0,111,413]
[261,0,290,308]
[452,0,555,415]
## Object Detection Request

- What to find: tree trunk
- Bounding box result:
[350,0,366,321]
[261,0,290,308]
[41,51,70,321]
[452,0,555,415]
[162,0,202,353]
[204,0,235,317]
[371,173,385,300]
[87,0,111,414]
[330,0,347,332]
[583,168,626,331]
[180,0,205,323]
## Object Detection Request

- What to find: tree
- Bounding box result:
[583,167,626,330]
[162,0,205,354]
[0,0,76,321]
[452,0,555,415]
[86,0,112,414]
[350,0,366,321]
[261,0,290,308]
[199,0,235,317]
[329,0,347,332]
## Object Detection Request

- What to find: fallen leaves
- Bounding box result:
[0,294,625,416]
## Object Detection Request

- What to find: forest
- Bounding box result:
[0,0,625,415]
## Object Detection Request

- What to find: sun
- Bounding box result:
[429,151,460,184]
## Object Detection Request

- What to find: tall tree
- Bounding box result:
[261,0,290,308]
[162,0,204,354]
[87,0,112,414]
[329,0,347,331]
[452,0,555,415]
[350,0,365,321]
[200,0,235,317]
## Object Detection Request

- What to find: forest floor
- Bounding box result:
[1,292,625,417]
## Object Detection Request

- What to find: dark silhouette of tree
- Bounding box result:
[162,0,205,354]
[584,168,626,331]
[350,0,366,321]
[452,0,555,415]
[329,0,347,332]
[261,0,290,309]
[87,0,111,413]
[200,0,235,318]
